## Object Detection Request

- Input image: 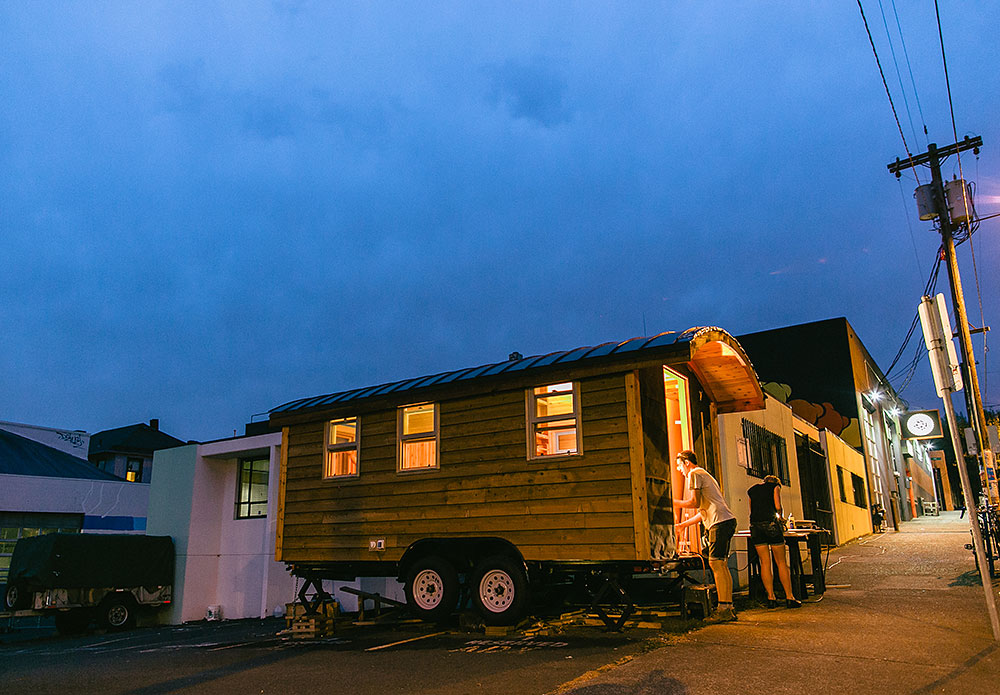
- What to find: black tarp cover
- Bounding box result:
[8,534,174,589]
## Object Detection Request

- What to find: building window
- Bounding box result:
[325,417,359,478]
[851,472,868,508]
[837,466,868,509]
[398,403,438,471]
[235,458,269,519]
[741,419,789,485]
[527,382,581,459]
[125,458,143,483]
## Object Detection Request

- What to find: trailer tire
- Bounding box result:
[4,582,29,611]
[100,593,137,631]
[472,555,529,626]
[404,555,459,622]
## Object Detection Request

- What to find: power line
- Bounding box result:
[973,158,989,402]
[896,176,923,281]
[934,1,989,413]
[858,0,921,184]
[933,0,974,240]
[885,254,942,378]
[895,340,928,395]
[934,0,961,150]
[889,0,929,146]
[877,0,921,149]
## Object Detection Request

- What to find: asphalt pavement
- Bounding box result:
[556,511,1000,695]
[2,512,996,694]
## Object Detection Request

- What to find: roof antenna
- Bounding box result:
[642,313,647,335]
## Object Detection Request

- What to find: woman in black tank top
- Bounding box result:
[747,475,801,609]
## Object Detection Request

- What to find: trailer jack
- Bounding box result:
[296,572,334,616]
[586,574,634,632]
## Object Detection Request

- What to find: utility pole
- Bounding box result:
[891,136,999,641]
[919,294,999,640]
[888,135,997,506]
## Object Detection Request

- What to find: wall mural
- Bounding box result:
[739,319,866,451]
[763,381,862,449]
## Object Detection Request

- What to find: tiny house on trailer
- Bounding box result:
[269,327,764,624]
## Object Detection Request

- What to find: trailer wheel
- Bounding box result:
[4,582,29,611]
[472,555,529,625]
[101,594,137,630]
[404,556,459,622]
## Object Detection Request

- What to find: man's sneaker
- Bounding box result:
[704,606,737,623]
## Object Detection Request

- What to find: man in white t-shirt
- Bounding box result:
[673,449,738,622]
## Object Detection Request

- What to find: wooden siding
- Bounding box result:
[279,373,639,564]
[624,372,650,558]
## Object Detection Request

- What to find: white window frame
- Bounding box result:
[324,416,360,479]
[526,381,582,460]
[397,402,439,472]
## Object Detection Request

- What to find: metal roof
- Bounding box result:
[270,329,700,417]
[0,429,123,481]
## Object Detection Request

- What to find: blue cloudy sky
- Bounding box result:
[2,2,998,442]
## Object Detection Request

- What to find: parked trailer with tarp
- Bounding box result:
[3,533,174,633]
[269,327,765,625]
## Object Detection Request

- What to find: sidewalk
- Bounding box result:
[559,511,1000,695]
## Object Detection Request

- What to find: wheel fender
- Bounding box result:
[398,537,525,581]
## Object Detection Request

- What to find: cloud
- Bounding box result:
[157,60,208,114]
[485,61,571,127]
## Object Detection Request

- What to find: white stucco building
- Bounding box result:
[146,431,295,624]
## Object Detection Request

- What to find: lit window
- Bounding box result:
[236,458,269,519]
[398,403,438,471]
[527,382,581,459]
[126,458,143,483]
[325,417,359,478]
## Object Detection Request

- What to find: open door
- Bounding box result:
[664,366,700,555]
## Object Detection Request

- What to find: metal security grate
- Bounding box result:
[741,419,790,485]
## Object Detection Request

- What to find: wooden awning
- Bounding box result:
[686,328,765,414]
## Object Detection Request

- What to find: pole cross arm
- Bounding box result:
[887,135,982,176]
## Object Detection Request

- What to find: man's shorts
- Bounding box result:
[707,518,737,559]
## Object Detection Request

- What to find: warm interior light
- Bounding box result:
[531,383,578,456]
[400,404,437,470]
[665,366,699,554]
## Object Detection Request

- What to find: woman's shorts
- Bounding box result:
[750,520,785,547]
